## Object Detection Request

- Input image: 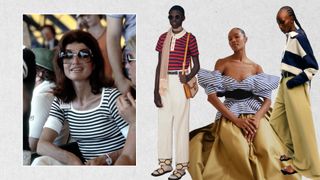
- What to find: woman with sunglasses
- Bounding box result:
[115,35,136,165]
[188,28,300,180]
[151,5,200,180]
[34,30,129,165]
[269,6,320,177]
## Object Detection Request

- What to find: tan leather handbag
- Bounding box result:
[182,33,198,99]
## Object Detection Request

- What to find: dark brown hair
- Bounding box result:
[41,24,56,36]
[53,30,113,103]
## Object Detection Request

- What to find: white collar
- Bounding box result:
[171,29,187,39]
[286,31,298,38]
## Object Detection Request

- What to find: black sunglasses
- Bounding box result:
[59,49,93,63]
[168,15,181,20]
[126,53,136,63]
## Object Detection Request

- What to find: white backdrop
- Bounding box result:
[0,0,319,179]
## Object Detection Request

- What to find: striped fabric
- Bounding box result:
[281,29,318,87]
[45,88,128,160]
[198,69,279,120]
[156,31,199,70]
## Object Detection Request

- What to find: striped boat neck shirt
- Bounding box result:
[44,87,128,160]
[156,30,199,71]
[198,69,279,120]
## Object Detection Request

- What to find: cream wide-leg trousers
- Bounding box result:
[270,76,320,178]
[158,74,190,164]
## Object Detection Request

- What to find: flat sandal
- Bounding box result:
[168,170,186,180]
[151,166,172,177]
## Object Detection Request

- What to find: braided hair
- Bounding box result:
[279,6,303,31]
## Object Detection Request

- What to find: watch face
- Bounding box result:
[106,155,112,165]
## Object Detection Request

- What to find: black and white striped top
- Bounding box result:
[198,69,279,120]
[44,88,128,160]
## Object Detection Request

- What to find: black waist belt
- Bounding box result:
[217,89,253,100]
[281,71,295,78]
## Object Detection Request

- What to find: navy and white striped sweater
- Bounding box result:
[281,29,318,88]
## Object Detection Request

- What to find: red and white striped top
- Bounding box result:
[156,31,199,71]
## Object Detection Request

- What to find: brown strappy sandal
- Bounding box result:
[279,155,292,161]
[151,159,173,177]
[168,162,188,180]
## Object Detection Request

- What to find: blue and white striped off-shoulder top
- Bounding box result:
[198,69,279,120]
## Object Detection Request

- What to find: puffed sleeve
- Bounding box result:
[252,73,280,99]
[198,69,225,95]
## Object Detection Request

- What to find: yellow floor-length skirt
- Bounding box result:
[189,114,301,180]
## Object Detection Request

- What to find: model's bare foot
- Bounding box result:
[281,165,297,175]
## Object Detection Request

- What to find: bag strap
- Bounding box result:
[182,33,191,75]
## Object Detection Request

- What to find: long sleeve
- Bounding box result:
[281,30,318,88]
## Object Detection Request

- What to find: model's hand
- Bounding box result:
[244,116,261,142]
[179,74,188,84]
[115,77,132,94]
[154,91,163,108]
[84,155,107,166]
[249,117,260,129]
[234,118,256,136]
[117,92,136,124]
[245,131,256,143]
[286,80,296,89]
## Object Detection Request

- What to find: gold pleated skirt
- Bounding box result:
[189,114,301,180]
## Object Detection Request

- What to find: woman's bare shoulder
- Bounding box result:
[214,56,233,71]
[216,56,233,65]
[245,58,263,74]
[214,58,227,71]
[251,61,263,74]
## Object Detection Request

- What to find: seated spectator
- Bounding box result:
[41,25,59,50]
[29,48,69,152]
[23,48,36,165]
[107,14,136,94]
[76,15,113,80]
[115,35,136,165]
[33,30,129,165]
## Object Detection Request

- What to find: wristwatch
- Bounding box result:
[105,153,112,165]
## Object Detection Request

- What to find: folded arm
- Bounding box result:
[37,128,83,165]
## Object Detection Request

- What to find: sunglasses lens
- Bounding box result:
[168,15,181,20]
[78,50,91,58]
[58,51,65,59]
[59,51,72,59]
[127,54,136,63]
[60,49,92,64]
[65,51,75,59]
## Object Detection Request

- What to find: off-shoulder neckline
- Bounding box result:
[213,70,264,83]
